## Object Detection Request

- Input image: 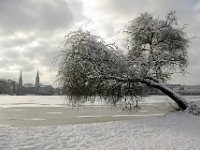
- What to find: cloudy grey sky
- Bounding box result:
[0,0,200,86]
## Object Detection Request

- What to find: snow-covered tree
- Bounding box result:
[124,12,189,110]
[57,30,128,105]
[58,12,200,114]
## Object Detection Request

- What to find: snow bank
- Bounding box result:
[1,113,200,150]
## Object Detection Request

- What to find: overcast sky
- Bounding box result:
[0,0,200,86]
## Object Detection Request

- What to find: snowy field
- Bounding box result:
[0,113,200,150]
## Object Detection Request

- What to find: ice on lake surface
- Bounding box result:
[0,96,67,108]
[0,95,200,108]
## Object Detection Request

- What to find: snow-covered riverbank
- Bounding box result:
[1,113,200,150]
[1,95,200,149]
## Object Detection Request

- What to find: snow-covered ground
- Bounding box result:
[1,95,200,149]
[0,113,200,150]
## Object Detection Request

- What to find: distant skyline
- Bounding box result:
[0,0,200,85]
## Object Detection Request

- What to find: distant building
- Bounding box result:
[35,69,40,88]
[178,85,200,95]
[53,87,63,95]
[18,70,23,94]
[19,70,23,88]
[39,85,54,95]
[16,70,55,95]
[143,84,200,95]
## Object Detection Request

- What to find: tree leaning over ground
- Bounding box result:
[57,30,128,106]
[57,12,200,115]
[124,11,189,109]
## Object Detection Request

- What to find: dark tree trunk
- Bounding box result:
[94,76,200,114]
[98,76,189,111]
[140,78,188,110]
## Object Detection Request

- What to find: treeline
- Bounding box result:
[0,79,16,94]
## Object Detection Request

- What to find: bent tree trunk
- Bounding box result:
[140,78,188,110]
[93,76,200,114]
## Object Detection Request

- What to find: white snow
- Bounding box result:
[0,95,200,108]
[0,95,67,108]
[6,109,23,112]
[111,113,164,117]
[78,115,103,118]
[46,112,62,114]
[1,113,200,150]
[23,118,46,121]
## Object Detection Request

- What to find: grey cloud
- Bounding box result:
[0,36,35,48]
[0,0,84,85]
[3,49,20,58]
[99,0,200,35]
[100,0,150,16]
[22,63,35,72]
[23,38,59,63]
[100,0,198,16]
[0,56,31,69]
[1,0,200,85]
[0,0,78,34]
[0,58,13,68]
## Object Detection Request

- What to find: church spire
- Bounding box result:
[35,69,40,87]
[19,69,23,87]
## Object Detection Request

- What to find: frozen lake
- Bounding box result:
[0,95,200,108]
[0,95,200,127]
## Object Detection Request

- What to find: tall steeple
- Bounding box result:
[35,69,40,87]
[19,69,23,87]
